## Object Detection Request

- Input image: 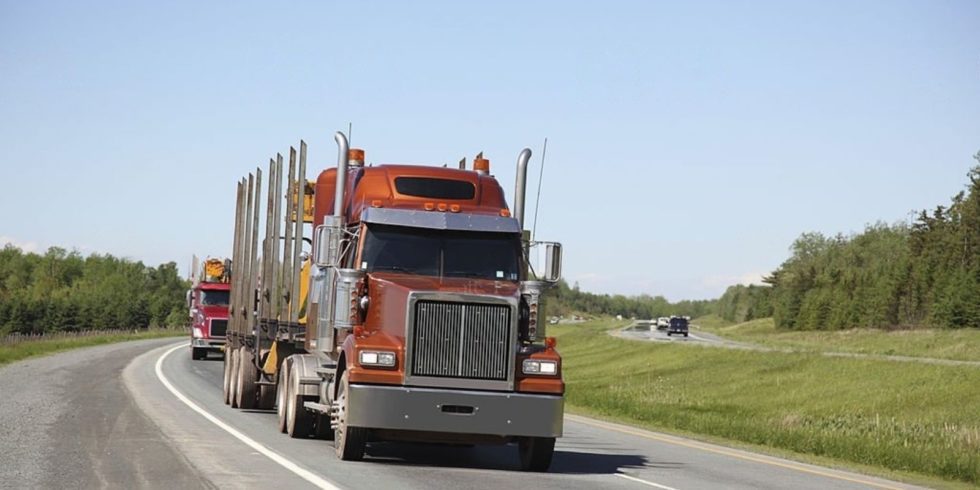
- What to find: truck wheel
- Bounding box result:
[236,347,258,410]
[228,348,241,408]
[222,349,233,405]
[286,361,313,438]
[334,371,367,460]
[683,332,689,338]
[192,347,206,360]
[314,414,334,440]
[258,383,276,410]
[276,363,290,433]
[518,436,555,472]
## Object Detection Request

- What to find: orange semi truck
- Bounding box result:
[224,132,563,471]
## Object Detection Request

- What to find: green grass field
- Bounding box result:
[0,329,186,367]
[553,319,980,486]
[695,314,980,362]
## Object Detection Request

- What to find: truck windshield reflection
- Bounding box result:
[360,224,520,281]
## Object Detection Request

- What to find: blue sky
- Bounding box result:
[1,1,978,300]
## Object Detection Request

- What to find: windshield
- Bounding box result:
[360,224,521,281]
[200,290,230,306]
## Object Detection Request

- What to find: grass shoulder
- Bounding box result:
[0,329,186,367]
[553,318,980,486]
[694,314,980,361]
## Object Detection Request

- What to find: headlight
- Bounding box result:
[192,327,203,338]
[359,350,396,367]
[522,359,558,375]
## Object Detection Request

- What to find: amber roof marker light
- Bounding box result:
[473,152,490,175]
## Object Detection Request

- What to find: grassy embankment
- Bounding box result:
[695,314,980,362]
[553,318,980,487]
[0,328,186,367]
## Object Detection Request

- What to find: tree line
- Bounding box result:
[548,279,716,320]
[717,155,980,330]
[0,246,190,335]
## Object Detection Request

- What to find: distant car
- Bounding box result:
[667,317,689,337]
[656,317,670,330]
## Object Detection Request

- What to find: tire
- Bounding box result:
[222,348,233,405]
[236,347,258,410]
[333,371,367,460]
[683,332,689,338]
[314,413,335,440]
[229,348,241,408]
[286,361,314,438]
[221,354,231,405]
[276,361,290,433]
[258,383,276,410]
[192,347,206,360]
[518,436,555,472]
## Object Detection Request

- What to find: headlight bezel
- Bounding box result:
[359,350,396,368]
[522,358,559,376]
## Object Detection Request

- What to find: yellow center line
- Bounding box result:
[566,414,907,490]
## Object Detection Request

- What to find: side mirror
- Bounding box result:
[543,242,562,283]
[528,241,562,283]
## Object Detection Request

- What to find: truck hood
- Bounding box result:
[199,305,229,319]
[368,272,520,298]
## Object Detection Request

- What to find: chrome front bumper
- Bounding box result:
[347,384,563,438]
[191,338,226,349]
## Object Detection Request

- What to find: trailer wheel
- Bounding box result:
[334,371,367,461]
[222,349,234,405]
[191,347,206,360]
[228,348,241,408]
[286,361,313,438]
[276,361,290,433]
[314,414,334,440]
[518,436,555,472]
[236,347,258,410]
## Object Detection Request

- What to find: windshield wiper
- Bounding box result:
[445,271,492,279]
[371,265,416,274]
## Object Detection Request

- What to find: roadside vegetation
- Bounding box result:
[0,328,185,366]
[555,318,980,486]
[547,279,715,320]
[0,245,190,335]
[716,157,980,331]
[697,314,980,362]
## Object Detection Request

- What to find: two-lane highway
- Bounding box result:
[124,341,921,490]
[0,339,925,489]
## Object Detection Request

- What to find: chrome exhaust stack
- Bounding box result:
[333,131,350,223]
[513,148,532,228]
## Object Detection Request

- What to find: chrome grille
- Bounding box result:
[209,319,228,337]
[412,300,511,381]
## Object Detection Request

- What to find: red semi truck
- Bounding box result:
[224,133,563,470]
[187,258,230,360]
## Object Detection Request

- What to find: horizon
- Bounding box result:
[2,1,978,301]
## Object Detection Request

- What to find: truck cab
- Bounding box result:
[188,276,230,360]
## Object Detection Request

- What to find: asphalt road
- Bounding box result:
[1,339,926,490]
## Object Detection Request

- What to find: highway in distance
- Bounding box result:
[0,339,924,490]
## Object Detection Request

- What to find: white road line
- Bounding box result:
[616,473,679,490]
[155,344,342,490]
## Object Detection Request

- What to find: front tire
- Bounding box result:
[518,436,555,472]
[333,371,367,460]
[192,347,206,360]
